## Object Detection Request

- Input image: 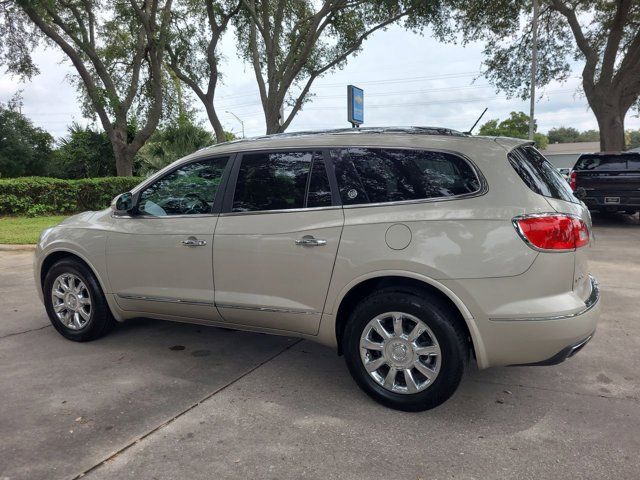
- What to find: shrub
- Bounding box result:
[0,176,143,216]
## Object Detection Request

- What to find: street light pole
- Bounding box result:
[225,110,245,139]
[528,0,539,141]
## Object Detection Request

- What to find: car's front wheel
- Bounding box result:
[342,290,468,411]
[43,258,116,341]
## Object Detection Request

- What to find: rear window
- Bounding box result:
[508,145,577,203]
[574,154,640,171]
[330,147,481,205]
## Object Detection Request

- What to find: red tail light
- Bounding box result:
[513,214,590,251]
[569,171,577,190]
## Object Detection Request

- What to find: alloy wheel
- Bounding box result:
[359,311,441,394]
[51,273,92,330]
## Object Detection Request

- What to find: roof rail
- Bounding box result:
[207,126,467,148]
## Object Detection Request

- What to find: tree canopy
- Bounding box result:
[478,111,548,149]
[235,0,443,133]
[2,0,174,176]
[445,0,640,151]
[0,98,53,178]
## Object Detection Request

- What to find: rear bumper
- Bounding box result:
[475,276,601,368]
[512,331,594,366]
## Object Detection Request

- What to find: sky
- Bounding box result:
[1,24,639,141]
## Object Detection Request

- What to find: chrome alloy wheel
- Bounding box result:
[51,273,92,330]
[359,312,441,394]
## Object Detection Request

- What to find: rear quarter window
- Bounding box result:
[330,147,481,205]
[508,145,577,203]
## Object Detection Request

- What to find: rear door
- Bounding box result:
[213,149,343,335]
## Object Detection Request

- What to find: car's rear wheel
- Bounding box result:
[342,290,468,411]
[43,259,116,341]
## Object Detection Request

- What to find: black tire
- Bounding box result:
[43,258,116,341]
[342,290,468,411]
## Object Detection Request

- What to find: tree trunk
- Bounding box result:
[585,86,627,152]
[109,126,136,176]
[595,106,626,152]
[114,146,134,176]
[262,93,286,134]
[204,101,226,143]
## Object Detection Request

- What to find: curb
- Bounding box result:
[0,244,36,252]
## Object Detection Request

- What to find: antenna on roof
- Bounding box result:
[465,107,488,135]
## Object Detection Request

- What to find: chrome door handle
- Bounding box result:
[295,235,327,247]
[182,237,207,247]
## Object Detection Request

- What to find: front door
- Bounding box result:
[107,156,230,320]
[213,150,343,335]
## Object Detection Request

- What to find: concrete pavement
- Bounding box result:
[1,213,639,480]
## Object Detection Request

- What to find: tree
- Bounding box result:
[136,112,230,174]
[165,0,241,142]
[52,123,117,179]
[626,129,640,150]
[0,98,53,178]
[2,1,173,176]
[548,126,580,144]
[447,0,640,152]
[547,127,600,143]
[577,129,599,142]
[235,0,441,134]
[478,111,548,149]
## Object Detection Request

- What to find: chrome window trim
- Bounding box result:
[219,205,342,217]
[215,303,319,315]
[111,212,220,220]
[511,212,587,253]
[491,275,599,322]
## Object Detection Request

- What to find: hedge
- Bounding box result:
[0,176,143,216]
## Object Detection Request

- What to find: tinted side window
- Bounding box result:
[138,158,228,216]
[331,148,480,205]
[508,146,576,203]
[232,151,321,212]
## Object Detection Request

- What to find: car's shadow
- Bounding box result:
[591,211,639,227]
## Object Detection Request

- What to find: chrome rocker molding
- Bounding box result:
[215,303,319,315]
[491,275,599,322]
[117,294,318,315]
[117,294,214,307]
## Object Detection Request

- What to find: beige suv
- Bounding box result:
[34,127,600,411]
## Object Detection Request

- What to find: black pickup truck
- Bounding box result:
[570,152,640,214]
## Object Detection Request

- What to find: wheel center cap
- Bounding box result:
[387,341,413,366]
[391,343,408,361]
[65,293,78,310]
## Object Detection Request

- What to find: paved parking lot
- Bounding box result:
[1,213,639,480]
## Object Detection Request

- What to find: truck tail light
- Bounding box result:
[569,171,577,190]
[513,214,590,251]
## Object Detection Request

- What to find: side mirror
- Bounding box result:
[574,187,587,200]
[111,192,134,214]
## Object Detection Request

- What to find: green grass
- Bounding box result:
[0,216,68,244]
